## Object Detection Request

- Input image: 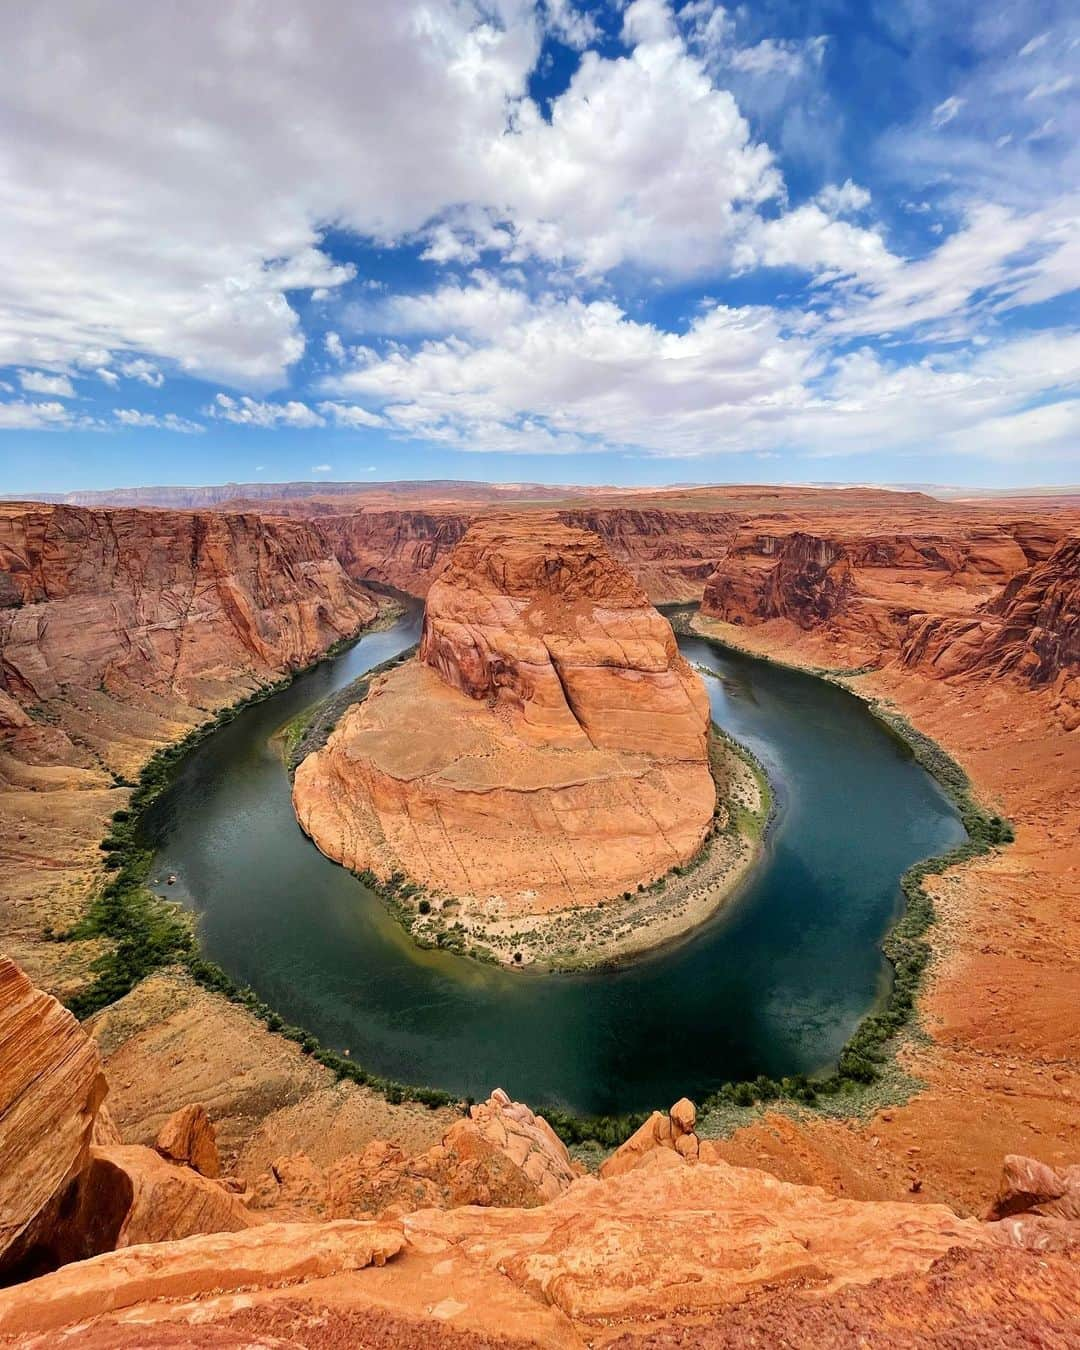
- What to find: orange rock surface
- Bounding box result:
[154,1103,220,1178]
[293,517,715,940]
[251,1088,581,1221]
[7,1149,1063,1348]
[0,958,107,1281]
[0,502,377,708]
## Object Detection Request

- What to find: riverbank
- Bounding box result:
[687,609,1080,1215]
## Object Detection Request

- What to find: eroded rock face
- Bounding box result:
[252,1089,581,1221]
[0,962,259,1284]
[0,959,107,1282]
[985,1154,1080,1223]
[901,535,1080,728]
[701,526,1031,667]
[294,517,714,929]
[0,503,378,708]
[419,516,710,759]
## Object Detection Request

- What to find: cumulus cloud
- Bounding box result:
[0,400,76,429]
[0,1,540,384]
[208,393,325,428]
[322,273,1080,463]
[311,463,333,473]
[113,408,203,432]
[118,359,164,387]
[18,370,76,397]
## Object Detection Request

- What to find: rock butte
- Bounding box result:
[293,516,735,961]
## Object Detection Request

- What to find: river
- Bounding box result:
[141,603,965,1116]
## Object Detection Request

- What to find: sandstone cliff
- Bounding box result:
[901,534,1080,728]
[293,516,731,965]
[701,525,1030,665]
[0,501,380,996]
[0,502,378,709]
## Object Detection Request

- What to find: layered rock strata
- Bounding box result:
[293,517,728,963]
[6,1140,1080,1346]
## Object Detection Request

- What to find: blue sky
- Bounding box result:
[1,0,1077,492]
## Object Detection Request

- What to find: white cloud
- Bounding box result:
[1026,75,1074,100]
[1019,32,1051,57]
[118,358,164,387]
[479,13,784,275]
[311,463,333,473]
[324,332,346,363]
[931,96,965,128]
[542,0,599,50]
[18,369,76,397]
[322,271,1080,464]
[208,393,325,428]
[0,2,540,384]
[728,36,827,79]
[739,205,897,286]
[824,197,1080,338]
[816,181,871,215]
[0,399,75,429]
[113,408,203,432]
[317,401,385,428]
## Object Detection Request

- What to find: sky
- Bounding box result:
[0,0,1078,493]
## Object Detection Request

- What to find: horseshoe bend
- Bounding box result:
[0,482,1079,1346]
[291,515,762,967]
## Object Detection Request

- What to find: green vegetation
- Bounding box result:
[691,627,1015,1124]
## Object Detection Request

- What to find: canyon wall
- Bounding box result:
[0,503,378,708]
[0,501,380,999]
[699,518,1080,725]
[901,534,1080,729]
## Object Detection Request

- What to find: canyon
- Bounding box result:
[1,482,1078,1344]
[292,515,756,966]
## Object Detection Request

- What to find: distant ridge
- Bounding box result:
[0,480,586,509]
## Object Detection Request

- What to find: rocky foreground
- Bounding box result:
[292,515,760,965]
[1,956,1078,1347]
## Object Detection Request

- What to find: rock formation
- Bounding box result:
[901,534,1080,728]
[0,502,378,708]
[293,516,722,962]
[0,958,107,1281]
[701,526,1030,664]
[251,1088,581,1221]
[6,1136,1079,1346]
[154,1103,220,1178]
[0,959,258,1284]
[599,1098,700,1178]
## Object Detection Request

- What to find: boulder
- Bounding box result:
[599,1098,700,1179]
[154,1103,220,1178]
[985,1153,1080,1222]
